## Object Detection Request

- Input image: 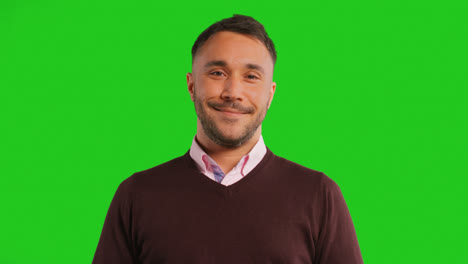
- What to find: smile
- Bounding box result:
[213,107,246,117]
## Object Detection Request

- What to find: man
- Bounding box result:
[93,14,363,264]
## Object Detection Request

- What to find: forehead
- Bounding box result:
[194,31,274,74]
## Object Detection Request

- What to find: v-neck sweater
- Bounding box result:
[189,135,267,186]
[93,148,363,264]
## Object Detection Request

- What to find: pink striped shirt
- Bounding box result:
[189,135,267,186]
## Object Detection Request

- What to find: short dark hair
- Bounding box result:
[191,14,277,65]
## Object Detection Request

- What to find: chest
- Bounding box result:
[133,189,315,264]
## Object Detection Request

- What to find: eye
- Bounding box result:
[210,71,225,77]
[247,74,259,80]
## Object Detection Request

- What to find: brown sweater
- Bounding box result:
[92,148,363,264]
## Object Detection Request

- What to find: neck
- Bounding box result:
[195,127,262,174]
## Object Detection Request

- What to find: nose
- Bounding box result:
[220,75,244,101]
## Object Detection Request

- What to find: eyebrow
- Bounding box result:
[204,60,265,74]
[204,60,227,68]
[246,63,265,74]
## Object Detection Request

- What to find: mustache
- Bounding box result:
[207,101,255,114]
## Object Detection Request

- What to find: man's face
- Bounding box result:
[187,31,276,148]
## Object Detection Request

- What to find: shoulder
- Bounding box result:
[270,153,334,184]
[267,152,341,196]
[118,152,192,193]
[134,153,189,178]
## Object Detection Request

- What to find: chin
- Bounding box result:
[217,130,257,148]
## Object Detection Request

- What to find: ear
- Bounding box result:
[267,81,276,109]
[187,72,195,102]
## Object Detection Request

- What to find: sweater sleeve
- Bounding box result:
[314,174,363,264]
[92,177,138,264]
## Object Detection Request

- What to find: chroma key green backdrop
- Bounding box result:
[1,0,467,263]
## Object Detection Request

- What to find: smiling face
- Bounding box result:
[187,31,276,148]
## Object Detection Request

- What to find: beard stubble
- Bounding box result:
[193,86,268,148]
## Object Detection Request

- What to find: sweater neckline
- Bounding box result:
[183,147,275,196]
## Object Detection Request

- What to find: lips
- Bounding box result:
[207,101,254,115]
[212,106,248,118]
[214,107,245,114]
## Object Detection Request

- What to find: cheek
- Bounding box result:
[247,88,271,106]
[197,78,224,98]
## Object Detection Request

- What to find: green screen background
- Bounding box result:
[2,0,467,263]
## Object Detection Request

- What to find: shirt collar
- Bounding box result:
[189,135,267,176]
